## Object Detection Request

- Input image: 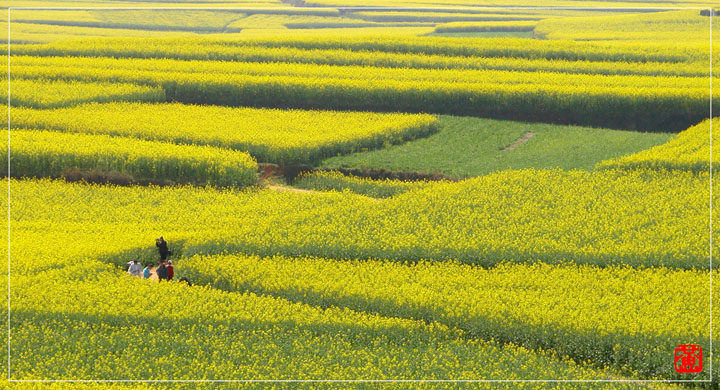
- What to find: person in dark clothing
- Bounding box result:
[156,237,170,261]
[156,260,168,281]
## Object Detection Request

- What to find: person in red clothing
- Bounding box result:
[167,260,174,281]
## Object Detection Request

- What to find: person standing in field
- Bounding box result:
[156,260,168,281]
[143,263,153,279]
[167,260,174,281]
[156,237,170,261]
[127,260,142,277]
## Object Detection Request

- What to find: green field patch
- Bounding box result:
[321,116,673,178]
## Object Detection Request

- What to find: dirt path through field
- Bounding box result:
[503,132,535,151]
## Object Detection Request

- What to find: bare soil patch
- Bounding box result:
[503,132,535,151]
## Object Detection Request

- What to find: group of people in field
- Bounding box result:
[127,237,175,281]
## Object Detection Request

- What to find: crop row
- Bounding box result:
[535,9,719,42]
[13,38,711,77]
[597,118,718,173]
[1,78,164,108]
[344,11,544,23]
[11,10,247,32]
[8,64,714,132]
[11,54,709,84]
[434,21,537,33]
[180,253,716,381]
[17,35,705,63]
[12,262,613,382]
[294,170,434,198]
[13,167,712,269]
[190,169,714,269]
[1,21,202,44]
[7,102,440,165]
[2,129,259,187]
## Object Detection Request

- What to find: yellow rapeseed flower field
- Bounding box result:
[180,253,716,380]
[4,178,678,385]
[597,118,719,173]
[2,129,258,187]
[7,103,440,165]
[1,78,164,108]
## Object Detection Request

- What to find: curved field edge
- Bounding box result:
[6,103,441,166]
[2,129,259,188]
[178,253,716,382]
[597,117,718,174]
[10,271,626,381]
[0,78,165,109]
[9,36,718,131]
[293,170,435,198]
[187,170,712,269]
[3,231,651,382]
[10,171,713,270]
[9,61,715,133]
[5,174,713,381]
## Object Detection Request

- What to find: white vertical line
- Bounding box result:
[710,7,714,383]
[6,6,10,382]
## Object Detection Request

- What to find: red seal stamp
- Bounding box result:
[675,345,702,373]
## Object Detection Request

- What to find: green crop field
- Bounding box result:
[3,1,719,388]
[321,115,674,178]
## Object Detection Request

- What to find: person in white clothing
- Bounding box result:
[127,260,142,277]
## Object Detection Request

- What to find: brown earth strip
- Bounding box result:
[503,132,535,151]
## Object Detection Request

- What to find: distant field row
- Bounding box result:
[9,64,715,133]
[434,21,537,33]
[16,36,715,64]
[11,51,709,79]
[536,9,719,41]
[11,36,716,131]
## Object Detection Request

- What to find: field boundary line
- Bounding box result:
[6,6,9,383]
[709,8,713,384]
[7,6,715,10]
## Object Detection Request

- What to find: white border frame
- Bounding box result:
[5,4,715,384]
